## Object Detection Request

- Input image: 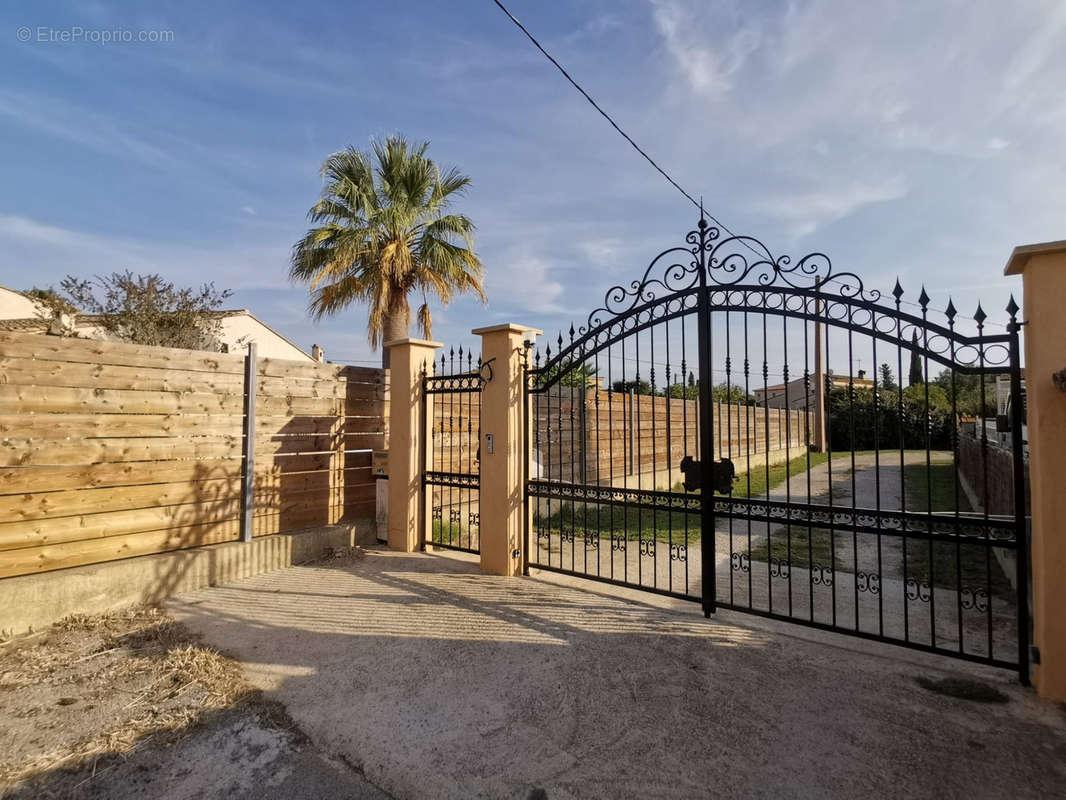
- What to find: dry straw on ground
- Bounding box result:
[0,605,283,795]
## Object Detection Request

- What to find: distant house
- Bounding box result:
[0,286,41,319]
[753,371,875,410]
[0,285,317,362]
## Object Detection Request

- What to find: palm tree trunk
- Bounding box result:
[381,309,410,369]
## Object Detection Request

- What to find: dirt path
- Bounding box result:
[0,606,389,799]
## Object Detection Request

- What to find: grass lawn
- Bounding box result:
[746,528,843,570]
[430,518,480,548]
[746,459,1014,595]
[535,449,839,544]
[902,460,1013,596]
[730,450,830,499]
[902,459,967,514]
[533,502,697,544]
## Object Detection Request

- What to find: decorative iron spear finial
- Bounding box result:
[1006,294,1020,319]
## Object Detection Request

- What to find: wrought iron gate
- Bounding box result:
[424,349,483,554]
[526,216,1030,680]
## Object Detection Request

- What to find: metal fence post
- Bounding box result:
[240,342,257,543]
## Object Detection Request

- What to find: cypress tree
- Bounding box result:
[908,330,924,386]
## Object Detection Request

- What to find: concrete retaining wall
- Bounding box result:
[0,518,376,637]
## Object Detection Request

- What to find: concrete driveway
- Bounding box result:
[170,548,1066,799]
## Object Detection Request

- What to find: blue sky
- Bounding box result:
[1,0,1064,364]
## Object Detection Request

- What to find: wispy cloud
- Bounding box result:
[0,90,179,170]
[753,175,909,237]
[0,214,293,291]
[651,0,762,97]
[485,250,566,316]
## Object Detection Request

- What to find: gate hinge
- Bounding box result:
[1031,645,1041,665]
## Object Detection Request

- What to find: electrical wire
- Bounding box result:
[490,0,1002,329]
[491,1,703,213]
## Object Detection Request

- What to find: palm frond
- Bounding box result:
[417,302,432,340]
[291,134,484,350]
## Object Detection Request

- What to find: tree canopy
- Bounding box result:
[290,136,484,366]
[31,272,232,351]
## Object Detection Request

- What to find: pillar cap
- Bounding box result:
[383,337,443,349]
[1004,240,1066,276]
[471,323,543,336]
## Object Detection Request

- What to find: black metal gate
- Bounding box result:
[424,349,483,554]
[526,216,1029,681]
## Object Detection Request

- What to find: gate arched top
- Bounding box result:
[530,219,1019,391]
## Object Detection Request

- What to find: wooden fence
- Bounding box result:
[433,384,812,487]
[0,331,384,578]
[532,387,811,484]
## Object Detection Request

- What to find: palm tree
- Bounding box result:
[290,136,485,367]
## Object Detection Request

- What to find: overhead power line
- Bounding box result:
[490,0,1001,328]
[490,1,708,214]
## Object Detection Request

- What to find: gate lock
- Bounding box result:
[679,455,737,495]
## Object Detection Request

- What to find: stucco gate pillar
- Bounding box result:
[474,323,541,576]
[385,337,442,553]
[1005,241,1066,700]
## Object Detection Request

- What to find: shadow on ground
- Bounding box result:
[0,607,388,800]
[165,548,1066,800]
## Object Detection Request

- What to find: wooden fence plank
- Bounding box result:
[255,376,386,401]
[0,466,374,523]
[0,385,245,415]
[0,499,242,551]
[0,359,245,394]
[256,358,346,381]
[0,437,244,467]
[0,459,244,495]
[0,413,244,439]
[0,331,246,374]
[0,477,241,522]
[0,467,375,529]
[0,521,242,578]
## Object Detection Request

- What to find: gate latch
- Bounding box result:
[680,456,737,495]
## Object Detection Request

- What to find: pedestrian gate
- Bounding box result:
[424,349,484,554]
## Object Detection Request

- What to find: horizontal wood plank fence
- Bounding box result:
[0,331,385,578]
[434,384,812,488]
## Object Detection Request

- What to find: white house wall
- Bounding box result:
[218,313,311,361]
[0,287,40,319]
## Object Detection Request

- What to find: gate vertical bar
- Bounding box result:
[696,212,716,617]
[1008,310,1030,685]
[420,361,429,548]
[523,341,532,576]
[240,341,257,543]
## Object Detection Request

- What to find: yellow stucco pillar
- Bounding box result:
[1005,241,1066,699]
[384,337,441,553]
[473,323,541,576]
